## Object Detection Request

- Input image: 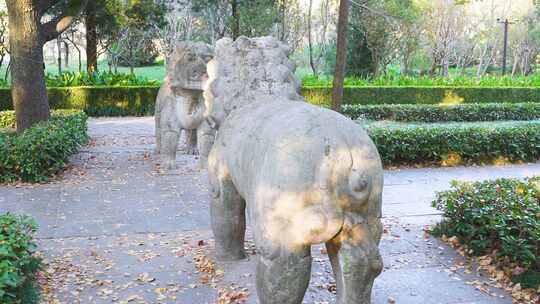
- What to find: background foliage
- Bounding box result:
[44,71,159,87]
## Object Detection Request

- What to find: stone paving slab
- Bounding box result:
[2,117,539,304]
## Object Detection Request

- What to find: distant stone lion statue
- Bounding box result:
[203,36,384,304]
[154,42,214,169]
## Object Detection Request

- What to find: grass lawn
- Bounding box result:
[0,60,166,82]
[106,65,165,81]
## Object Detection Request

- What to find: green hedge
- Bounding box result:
[344,103,540,122]
[0,86,160,116]
[365,121,540,166]
[0,213,41,304]
[2,86,540,116]
[0,110,89,183]
[432,177,540,290]
[302,86,540,107]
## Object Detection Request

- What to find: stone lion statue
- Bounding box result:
[154,42,215,169]
[204,36,384,304]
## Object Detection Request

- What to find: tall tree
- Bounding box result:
[116,0,167,68]
[192,0,277,41]
[332,0,350,113]
[346,10,376,77]
[226,0,279,39]
[307,0,317,75]
[345,0,418,77]
[94,0,124,70]
[6,0,88,132]
[275,0,303,51]
[231,0,239,39]
[86,0,97,73]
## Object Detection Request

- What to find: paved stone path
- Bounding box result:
[1,117,539,304]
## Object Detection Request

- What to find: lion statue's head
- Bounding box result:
[166,42,214,91]
[203,36,303,128]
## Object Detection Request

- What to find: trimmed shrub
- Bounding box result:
[0,213,41,304]
[432,177,540,289]
[343,103,540,122]
[48,86,159,116]
[1,86,539,116]
[0,87,160,116]
[0,110,89,183]
[302,86,540,107]
[365,121,540,166]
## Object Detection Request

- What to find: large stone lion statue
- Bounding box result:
[203,36,384,304]
[154,42,214,169]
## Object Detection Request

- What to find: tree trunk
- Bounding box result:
[6,0,50,132]
[332,0,350,113]
[372,50,381,77]
[86,0,98,73]
[280,0,286,41]
[441,56,449,77]
[57,38,62,74]
[64,41,69,68]
[307,0,317,76]
[68,38,83,72]
[108,53,112,72]
[231,0,240,40]
[4,62,10,82]
[6,0,87,132]
[476,55,484,78]
[523,53,532,75]
[511,52,519,76]
[401,54,411,76]
[129,48,134,75]
[78,48,82,72]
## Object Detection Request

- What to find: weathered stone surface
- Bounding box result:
[204,36,384,304]
[155,42,214,169]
